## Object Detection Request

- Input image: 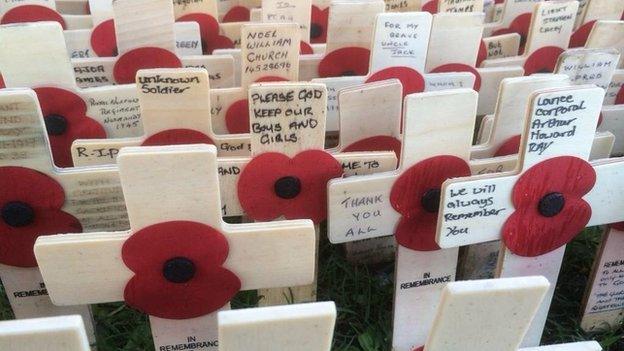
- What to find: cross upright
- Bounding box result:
[0,315,91,351]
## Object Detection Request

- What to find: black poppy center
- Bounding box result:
[44,114,68,136]
[274,176,302,199]
[1,201,35,227]
[310,23,323,39]
[341,70,356,77]
[421,189,441,213]
[162,257,196,284]
[538,192,565,218]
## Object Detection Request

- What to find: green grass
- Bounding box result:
[1,227,622,350]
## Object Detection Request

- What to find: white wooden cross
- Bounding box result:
[34,144,317,351]
[482,1,580,76]
[0,0,91,30]
[327,88,478,351]
[230,82,397,305]
[69,0,236,88]
[218,301,336,351]
[580,224,624,332]
[0,88,130,343]
[434,84,624,347]
[419,0,484,14]
[421,276,603,351]
[63,0,205,59]
[0,22,140,167]
[69,68,252,167]
[483,0,542,43]
[261,0,313,52]
[568,0,624,49]
[0,315,90,351]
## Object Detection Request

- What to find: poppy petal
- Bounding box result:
[318,47,371,78]
[122,221,241,319]
[610,222,624,231]
[124,267,240,319]
[390,156,471,218]
[615,86,624,105]
[113,47,182,84]
[0,166,65,209]
[176,13,232,55]
[222,6,250,23]
[366,67,426,98]
[511,156,596,207]
[431,64,481,91]
[477,40,487,67]
[255,76,289,83]
[421,0,438,13]
[343,136,402,161]
[205,35,235,55]
[310,6,329,44]
[225,99,250,134]
[0,209,81,267]
[142,129,215,146]
[0,5,66,29]
[34,87,106,168]
[494,135,521,157]
[523,46,564,76]
[237,150,343,223]
[492,13,532,51]
[300,41,314,55]
[502,197,591,256]
[569,20,596,48]
[90,19,118,57]
[395,214,441,251]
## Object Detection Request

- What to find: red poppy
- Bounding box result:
[300,41,314,55]
[0,167,82,268]
[142,129,215,146]
[177,13,235,55]
[310,5,329,44]
[616,86,624,105]
[430,64,482,91]
[0,74,5,89]
[476,40,487,67]
[343,136,402,161]
[0,5,66,28]
[318,47,371,78]
[494,135,521,157]
[123,221,240,320]
[237,150,343,223]
[421,0,438,13]
[113,47,182,84]
[502,156,596,257]
[90,19,117,57]
[390,156,471,251]
[366,67,426,98]
[34,87,106,168]
[255,76,290,83]
[492,13,532,53]
[569,20,596,48]
[222,6,250,23]
[226,99,250,134]
[523,46,564,76]
[413,347,424,351]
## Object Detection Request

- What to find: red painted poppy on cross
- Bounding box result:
[35,144,317,351]
[0,89,130,343]
[482,1,580,76]
[435,85,621,346]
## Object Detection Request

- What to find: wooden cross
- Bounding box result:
[227,82,397,305]
[482,1,580,76]
[568,0,624,49]
[421,276,602,351]
[63,0,204,59]
[483,0,542,43]
[0,88,130,342]
[261,0,313,50]
[0,22,140,167]
[327,88,479,350]
[435,85,621,346]
[0,0,91,30]
[67,0,235,88]
[70,67,252,167]
[419,0,484,14]
[218,302,336,351]
[0,315,90,351]
[34,144,317,351]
